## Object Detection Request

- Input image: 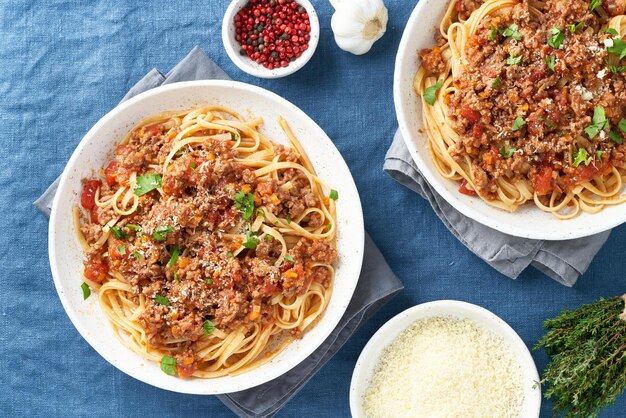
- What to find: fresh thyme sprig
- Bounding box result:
[535,295,626,418]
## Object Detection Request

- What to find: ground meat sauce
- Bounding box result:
[421,0,626,204]
[79,121,336,368]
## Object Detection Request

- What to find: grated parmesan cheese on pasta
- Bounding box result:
[363,317,525,418]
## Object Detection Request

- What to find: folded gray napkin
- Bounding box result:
[384,130,611,287]
[35,46,403,418]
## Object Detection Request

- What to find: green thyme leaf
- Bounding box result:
[153,226,173,241]
[607,38,626,59]
[110,226,127,240]
[492,76,501,88]
[154,294,170,306]
[423,80,444,105]
[234,191,255,221]
[568,22,583,33]
[589,0,602,11]
[596,150,604,160]
[609,130,623,144]
[160,355,177,376]
[511,116,526,131]
[132,251,142,260]
[500,146,517,159]
[584,106,608,139]
[506,52,522,66]
[242,232,259,250]
[117,244,126,256]
[134,173,162,196]
[545,55,556,71]
[619,118,626,133]
[203,320,215,335]
[502,23,522,41]
[489,24,499,41]
[168,245,180,268]
[81,282,91,300]
[284,254,295,263]
[601,28,619,35]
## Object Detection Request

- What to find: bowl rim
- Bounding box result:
[393,0,626,240]
[349,300,542,418]
[48,79,364,394]
[221,0,320,79]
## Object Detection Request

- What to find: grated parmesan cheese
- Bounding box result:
[363,317,524,418]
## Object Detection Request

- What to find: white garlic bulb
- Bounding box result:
[329,0,388,55]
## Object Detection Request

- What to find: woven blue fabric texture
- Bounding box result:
[1,1,625,417]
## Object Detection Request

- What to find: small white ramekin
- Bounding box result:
[221,0,320,79]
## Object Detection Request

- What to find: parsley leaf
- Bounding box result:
[265,234,273,241]
[500,146,517,159]
[126,224,141,231]
[619,118,626,133]
[607,38,626,59]
[81,282,91,300]
[242,232,259,250]
[548,27,565,49]
[284,254,295,263]
[153,226,173,241]
[589,0,602,11]
[160,356,177,376]
[423,80,444,105]
[502,23,522,41]
[511,116,526,131]
[329,189,339,200]
[117,244,126,256]
[132,251,142,260]
[492,76,501,88]
[489,24,499,41]
[203,320,215,335]
[206,278,213,284]
[584,106,608,139]
[596,150,604,160]
[608,64,626,73]
[573,149,593,167]
[601,28,619,36]
[110,226,127,239]
[545,55,556,71]
[134,173,162,196]
[568,22,583,33]
[506,52,522,66]
[609,130,623,144]
[154,294,170,306]
[168,245,180,268]
[234,191,255,221]
[227,251,234,258]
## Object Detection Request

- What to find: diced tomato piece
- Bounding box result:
[144,124,161,136]
[472,122,483,139]
[84,259,109,283]
[460,105,481,123]
[104,161,118,186]
[176,363,196,378]
[81,179,102,210]
[533,166,553,195]
[89,207,99,224]
[455,0,462,12]
[459,179,477,196]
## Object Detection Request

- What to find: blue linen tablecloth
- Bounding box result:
[1,1,625,417]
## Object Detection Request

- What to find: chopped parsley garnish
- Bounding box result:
[324,224,332,232]
[190,162,198,173]
[256,208,266,219]
[203,320,215,335]
[601,28,619,36]
[233,133,241,141]
[596,150,604,160]
[573,148,593,167]
[284,254,295,263]
[546,121,557,130]
[568,22,583,33]
[134,173,162,196]
[492,76,501,88]
[110,226,127,239]
[548,27,565,49]
[545,55,556,71]
[173,271,179,283]
[502,23,522,41]
[81,282,91,300]
[489,24,499,41]
[152,226,173,241]
[242,232,259,250]
[126,224,141,231]
[265,234,274,241]
[154,294,170,306]
[168,245,180,268]
[329,189,339,200]
[234,191,255,220]
[606,38,626,59]
[117,244,126,256]
[609,130,623,144]
[285,215,292,224]
[160,356,177,376]
[608,64,626,73]
[584,106,608,139]
[227,251,234,258]
[500,146,517,159]
[132,251,142,260]
[506,52,522,66]
[589,0,602,10]
[423,80,444,105]
[206,278,213,284]
[511,116,526,131]
[619,119,626,133]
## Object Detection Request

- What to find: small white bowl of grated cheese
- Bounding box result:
[350,300,541,418]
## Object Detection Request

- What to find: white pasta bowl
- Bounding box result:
[350,300,541,418]
[394,0,626,240]
[48,80,364,394]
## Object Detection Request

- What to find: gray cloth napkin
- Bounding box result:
[384,130,611,287]
[35,46,403,418]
